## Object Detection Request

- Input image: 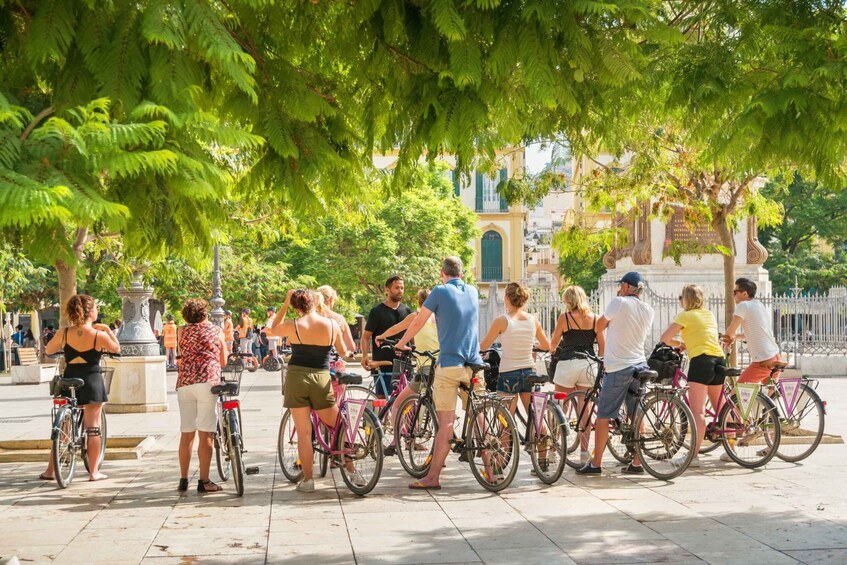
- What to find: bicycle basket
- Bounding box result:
[102,367,115,395]
[647,343,681,384]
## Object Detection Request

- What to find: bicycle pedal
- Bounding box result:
[245,466,260,475]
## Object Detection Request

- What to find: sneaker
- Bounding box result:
[530,460,550,476]
[671,455,700,468]
[349,471,367,487]
[719,451,734,462]
[296,479,315,493]
[580,450,590,464]
[575,462,602,475]
[621,464,644,475]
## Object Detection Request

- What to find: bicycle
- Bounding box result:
[396,358,520,492]
[277,372,385,496]
[562,352,698,480]
[211,373,259,496]
[393,348,440,478]
[761,361,826,462]
[49,352,118,488]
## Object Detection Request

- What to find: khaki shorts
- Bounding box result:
[432,365,486,412]
[283,365,336,410]
[177,382,218,433]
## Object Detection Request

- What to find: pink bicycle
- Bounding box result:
[277,372,385,495]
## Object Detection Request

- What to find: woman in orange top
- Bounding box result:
[222,311,234,354]
[163,314,178,369]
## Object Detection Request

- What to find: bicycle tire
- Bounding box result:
[318,426,330,478]
[467,399,520,492]
[719,392,781,468]
[562,391,597,469]
[378,394,397,452]
[336,408,383,496]
[635,392,696,480]
[82,409,107,474]
[606,402,633,465]
[277,409,304,482]
[228,410,244,496]
[394,394,438,479]
[345,385,379,411]
[775,383,825,463]
[528,400,567,484]
[52,407,76,489]
[215,418,231,481]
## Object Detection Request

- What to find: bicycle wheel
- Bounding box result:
[51,407,76,489]
[468,399,520,492]
[378,395,397,452]
[215,419,231,481]
[395,395,438,479]
[528,400,567,484]
[606,402,633,465]
[318,426,330,478]
[82,409,107,473]
[336,408,383,496]
[775,383,825,462]
[277,409,304,482]
[227,411,244,496]
[719,392,781,468]
[635,392,696,480]
[561,391,597,469]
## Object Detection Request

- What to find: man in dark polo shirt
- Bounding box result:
[361,275,412,398]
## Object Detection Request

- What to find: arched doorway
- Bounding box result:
[481,230,503,281]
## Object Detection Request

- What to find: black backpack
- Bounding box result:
[647,343,682,384]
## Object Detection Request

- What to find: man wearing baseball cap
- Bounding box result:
[576,271,655,476]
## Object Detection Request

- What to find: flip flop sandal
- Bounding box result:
[408,481,441,490]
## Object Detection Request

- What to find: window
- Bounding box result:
[481,231,503,281]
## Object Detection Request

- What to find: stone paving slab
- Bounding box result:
[0,370,845,564]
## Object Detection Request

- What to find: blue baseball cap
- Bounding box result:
[616,271,646,287]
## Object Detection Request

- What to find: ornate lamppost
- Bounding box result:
[209,244,225,328]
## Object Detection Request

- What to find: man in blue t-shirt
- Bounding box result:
[395,256,485,489]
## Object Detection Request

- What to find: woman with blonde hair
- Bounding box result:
[316,285,356,353]
[659,284,725,467]
[550,285,604,465]
[41,295,121,482]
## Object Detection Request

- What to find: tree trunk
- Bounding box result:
[55,260,77,328]
[712,210,737,365]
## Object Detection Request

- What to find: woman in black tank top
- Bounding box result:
[41,294,120,482]
[267,289,351,492]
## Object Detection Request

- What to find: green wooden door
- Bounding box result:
[481,230,503,281]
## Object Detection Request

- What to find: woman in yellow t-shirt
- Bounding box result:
[659,284,726,467]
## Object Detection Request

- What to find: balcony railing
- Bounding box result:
[477,200,507,213]
[472,266,512,282]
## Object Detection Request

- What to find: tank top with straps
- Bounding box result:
[289,319,335,370]
[63,327,104,365]
[556,312,597,360]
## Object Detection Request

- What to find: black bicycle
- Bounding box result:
[212,375,259,496]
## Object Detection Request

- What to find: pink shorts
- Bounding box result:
[739,354,780,384]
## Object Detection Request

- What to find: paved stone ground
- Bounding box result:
[0,368,845,564]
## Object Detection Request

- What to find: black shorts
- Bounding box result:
[686,354,727,386]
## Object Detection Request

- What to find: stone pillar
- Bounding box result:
[107,269,168,413]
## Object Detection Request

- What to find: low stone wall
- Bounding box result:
[797,354,847,377]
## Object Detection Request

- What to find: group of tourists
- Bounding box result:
[38,256,780,493]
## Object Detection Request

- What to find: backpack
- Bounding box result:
[647,343,682,384]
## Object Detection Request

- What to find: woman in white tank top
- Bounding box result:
[480,283,550,416]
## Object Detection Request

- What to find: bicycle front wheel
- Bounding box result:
[561,391,597,469]
[215,419,231,482]
[606,403,633,465]
[277,409,304,482]
[528,400,567,484]
[775,383,825,463]
[336,407,383,496]
[227,411,244,496]
[51,407,77,489]
[635,392,696,480]
[82,409,107,474]
[719,392,781,468]
[394,394,438,479]
[468,399,519,492]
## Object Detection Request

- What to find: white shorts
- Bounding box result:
[553,358,596,389]
[177,382,218,433]
[267,336,280,349]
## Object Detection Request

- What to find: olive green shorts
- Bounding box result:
[283,365,336,410]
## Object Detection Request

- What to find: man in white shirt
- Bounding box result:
[576,271,655,476]
[722,278,780,384]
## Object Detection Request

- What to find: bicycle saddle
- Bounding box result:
[716,366,742,377]
[211,382,240,396]
[334,373,363,385]
[635,369,659,383]
[525,374,549,386]
[58,378,85,390]
[464,362,490,373]
[766,360,788,370]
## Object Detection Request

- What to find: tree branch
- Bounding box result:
[19,106,55,142]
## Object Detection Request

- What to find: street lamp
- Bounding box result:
[210,244,225,328]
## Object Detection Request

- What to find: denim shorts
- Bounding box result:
[374,370,393,397]
[497,367,536,394]
[596,364,649,419]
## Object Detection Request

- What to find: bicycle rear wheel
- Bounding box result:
[277,409,304,482]
[215,419,231,482]
[528,400,567,484]
[635,392,696,480]
[395,395,438,479]
[318,426,330,478]
[345,385,379,412]
[719,392,781,468]
[51,407,76,489]
[561,391,597,469]
[468,399,519,492]
[336,408,383,496]
[775,383,825,462]
[227,410,244,496]
[81,409,107,474]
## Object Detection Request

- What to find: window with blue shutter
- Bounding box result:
[452,170,461,196]
[475,170,484,212]
[481,231,503,281]
[499,168,508,212]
